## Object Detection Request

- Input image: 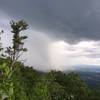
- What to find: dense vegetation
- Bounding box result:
[0,20,100,100]
[1,60,100,100]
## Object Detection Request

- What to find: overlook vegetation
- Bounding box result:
[0,20,100,100]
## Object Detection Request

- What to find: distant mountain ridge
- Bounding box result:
[64,65,100,88]
[72,65,100,88]
[74,65,100,73]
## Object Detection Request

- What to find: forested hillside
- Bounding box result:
[1,59,100,100]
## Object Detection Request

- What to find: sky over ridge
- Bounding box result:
[0,0,100,71]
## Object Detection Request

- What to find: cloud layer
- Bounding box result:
[49,40,100,70]
[1,0,100,42]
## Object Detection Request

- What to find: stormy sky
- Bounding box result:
[0,0,100,71]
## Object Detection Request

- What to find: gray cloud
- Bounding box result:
[1,0,100,42]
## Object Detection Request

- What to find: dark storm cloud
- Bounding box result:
[1,0,100,42]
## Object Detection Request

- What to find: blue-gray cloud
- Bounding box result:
[1,0,100,42]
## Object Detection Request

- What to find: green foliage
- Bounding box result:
[33,78,51,100]
[0,63,13,100]
[0,58,100,100]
